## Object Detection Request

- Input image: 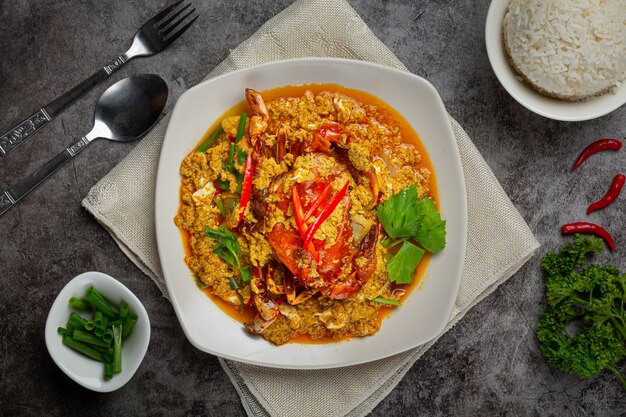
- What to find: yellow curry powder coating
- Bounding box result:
[175,85,433,345]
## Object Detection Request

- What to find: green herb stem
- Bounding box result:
[235,113,247,143]
[197,127,224,153]
[370,297,402,306]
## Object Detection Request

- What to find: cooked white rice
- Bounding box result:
[503,0,625,101]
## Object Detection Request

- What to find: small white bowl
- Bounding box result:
[486,0,626,121]
[45,271,150,392]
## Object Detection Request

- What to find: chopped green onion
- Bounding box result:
[235,113,247,143]
[193,274,209,289]
[197,126,224,153]
[370,297,402,306]
[102,330,113,344]
[62,336,105,362]
[104,362,114,380]
[73,329,111,348]
[57,327,73,337]
[119,303,129,321]
[68,297,90,312]
[85,321,95,331]
[214,195,226,217]
[112,324,122,374]
[94,311,104,328]
[122,314,138,341]
[225,143,236,172]
[229,277,240,290]
[84,287,118,319]
[94,327,105,337]
[68,312,88,331]
[92,345,114,356]
[65,320,75,332]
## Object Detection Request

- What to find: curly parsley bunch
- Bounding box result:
[538,235,626,388]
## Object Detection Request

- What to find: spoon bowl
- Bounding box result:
[91,74,168,141]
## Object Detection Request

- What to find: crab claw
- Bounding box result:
[325,223,380,299]
[284,272,318,305]
[245,314,278,334]
[246,88,269,143]
[254,293,279,321]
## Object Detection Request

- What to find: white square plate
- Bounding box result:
[155,58,467,369]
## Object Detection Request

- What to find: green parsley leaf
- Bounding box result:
[370,296,402,306]
[375,184,446,253]
[385,241,424,284]
[205,226,241,268]
[205,226,252,282]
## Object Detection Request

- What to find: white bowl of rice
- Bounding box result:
[486,0,626,121]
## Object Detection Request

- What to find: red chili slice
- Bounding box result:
[587,173,625,214]
[561,222,616,251]
[303,182,332,222]
[302,181,350,249]
[573,138,622,170]
[235,154,253,227]
[291,186,320,262]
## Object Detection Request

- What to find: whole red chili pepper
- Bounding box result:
[561,222,616,251]
[235,154,253,226]
[587,173,625,214]
[573,138,622,170]
[302,181,350,249]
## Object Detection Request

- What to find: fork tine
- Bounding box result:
[157,3,191,29]
[151,0,184,23]
[161,9,196,37]
[163,14,198,46]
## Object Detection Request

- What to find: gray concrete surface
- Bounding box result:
[1,0,625,416]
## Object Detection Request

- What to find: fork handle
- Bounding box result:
[0,55,127,157]
[0,136,91,216]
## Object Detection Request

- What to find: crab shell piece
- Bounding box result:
[260,154,378,299]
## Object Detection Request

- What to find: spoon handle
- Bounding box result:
[0,136,91,216]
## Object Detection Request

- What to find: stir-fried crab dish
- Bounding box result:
[175,85,445,345]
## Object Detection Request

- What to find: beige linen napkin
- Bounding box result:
[83,0,540,416]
